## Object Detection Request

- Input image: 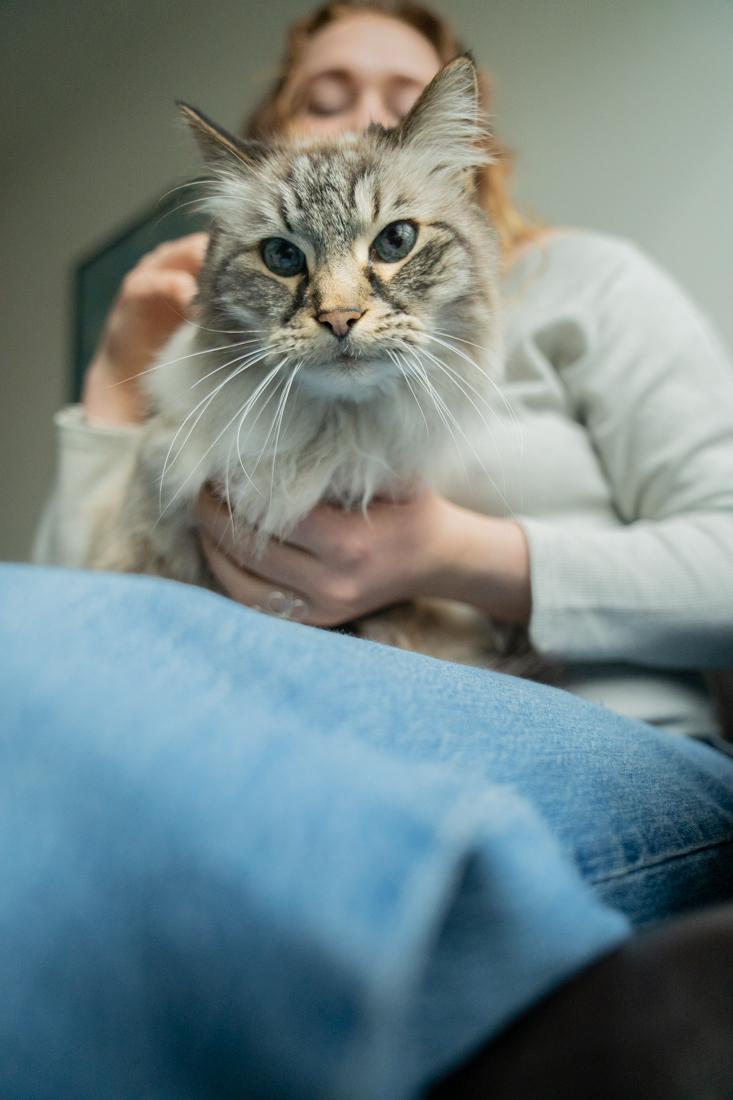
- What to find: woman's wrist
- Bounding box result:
[81,353,149,427]
[425,501,532,626]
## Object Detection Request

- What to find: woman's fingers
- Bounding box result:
[138,232,209,276]
[199,531,310,620]
[243,536,322,591]
[83,233,210,425]
[194,487,320,588]
[120,269,198,321]
[284,503,362,556]
[194,488,362,625]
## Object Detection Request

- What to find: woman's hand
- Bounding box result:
[196,483,452,627]
[82,233,209,426]
[195,483,532,627]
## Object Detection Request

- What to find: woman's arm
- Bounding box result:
[518,239,733,668]
[32,234,208,566]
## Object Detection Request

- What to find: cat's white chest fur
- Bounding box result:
[145,324,487,543]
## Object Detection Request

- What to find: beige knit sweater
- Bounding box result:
[33,229,733,736]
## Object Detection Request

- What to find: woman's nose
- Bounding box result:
[349,92,396,131]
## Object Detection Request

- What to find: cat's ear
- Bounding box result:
[177,102,265,170]
[390,55,495,173]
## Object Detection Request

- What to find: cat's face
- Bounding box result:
[184,57,501,401]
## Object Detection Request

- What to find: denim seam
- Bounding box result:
[589,835,733,886]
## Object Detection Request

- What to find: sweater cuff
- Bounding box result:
[31,406,142,568]
[519,513,733,668]
[519,516,629,660]
[54,404,144,451]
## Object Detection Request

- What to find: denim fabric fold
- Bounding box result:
[1,566,731,1098]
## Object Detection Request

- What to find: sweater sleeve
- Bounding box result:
[519,241,733,669]
[31,406,142,568]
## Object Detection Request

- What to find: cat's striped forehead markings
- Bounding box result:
[276,149,396,251]
[348,166,382,227]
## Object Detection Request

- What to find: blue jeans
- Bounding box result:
[1,564,732,1100]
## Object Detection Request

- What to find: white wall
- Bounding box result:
[1,0,731,560]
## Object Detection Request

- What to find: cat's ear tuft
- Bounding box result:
[176,102,264,170]
[391,56,495,173]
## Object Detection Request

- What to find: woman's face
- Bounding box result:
[284,12,442,137]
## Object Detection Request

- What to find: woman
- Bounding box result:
[37,2,733,737]
[20,2,733,1096]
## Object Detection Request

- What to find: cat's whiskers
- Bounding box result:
[413,344,506,468]
[409,348,515,516]
[166,348,282,501]
[399,351,471,487]
[424,330,524,440]
[182,317,268,336]
[156,178,220,203]
[160,363,245,514]
[159,358,289,519]
[240,373,292,498]
[418,342,504,420]
[387,349,430,437]
[224,368,286,514]
[222,369,286,540]
[107,336,264,390]
[413,346,510,507]
[268,363,302,508]
[231,360,293,500]
[166,348,271,461]
[158,349,275,512]
[187,342,276,389]
[222,371,285,543]
[152,196,213,229]
[189,341,294,389]
[425,329,525,510]
[221,476,237,551]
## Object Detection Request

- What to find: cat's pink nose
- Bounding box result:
[317,307,364,339]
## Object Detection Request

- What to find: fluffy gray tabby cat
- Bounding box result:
[88,56,549,678]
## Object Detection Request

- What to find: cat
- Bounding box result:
[86,55,552,680]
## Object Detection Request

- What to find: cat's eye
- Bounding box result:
[261,237,307,278]
[371,220,418,263]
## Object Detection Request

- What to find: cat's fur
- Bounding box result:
[87,57,551,679]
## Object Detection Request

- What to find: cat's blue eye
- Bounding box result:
[371,220,418,263]
[261,237,306,277]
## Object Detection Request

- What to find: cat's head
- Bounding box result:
[179,56,501,403]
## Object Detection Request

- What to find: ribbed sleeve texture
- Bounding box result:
[518,238,733,669]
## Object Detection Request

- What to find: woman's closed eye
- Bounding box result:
[296,72,419,124]
[301,73,353,116]
[386,78,423,120]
